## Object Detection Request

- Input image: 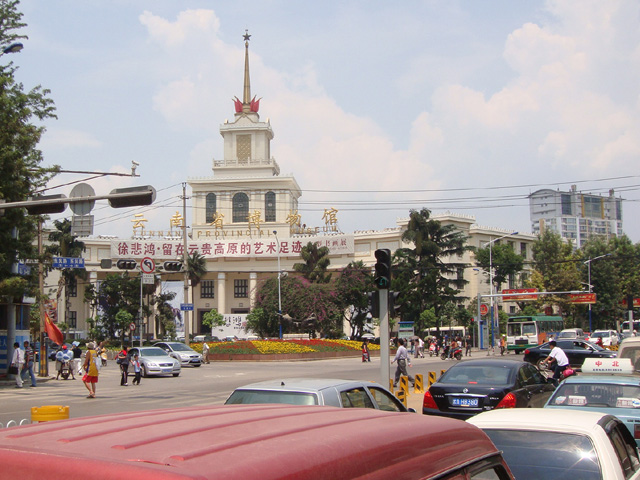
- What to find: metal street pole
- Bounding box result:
[584,253,611,333]
[379,289,390,387]
[182,183,190,345]
[273,231,282,339]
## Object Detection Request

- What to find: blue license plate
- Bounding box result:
[451,397,478,407]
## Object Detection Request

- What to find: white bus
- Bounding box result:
[425,326,466,339]
[506,316,564,353]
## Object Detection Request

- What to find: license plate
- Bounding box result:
[451,397,478,407]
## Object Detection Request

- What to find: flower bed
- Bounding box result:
[191,339,380,361]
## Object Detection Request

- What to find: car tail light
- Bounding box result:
[423,391,438,410]
[495,392,517,409]
[523,349,530,355]
[634,424,640,441]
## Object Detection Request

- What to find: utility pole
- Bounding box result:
[182,183,190,345]
[38,220,47,377]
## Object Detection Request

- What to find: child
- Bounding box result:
[131,354,142,385]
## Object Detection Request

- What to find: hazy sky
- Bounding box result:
[11,0,640,241]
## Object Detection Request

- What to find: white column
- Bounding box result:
[217,273,227,314]
[249,272,258,309]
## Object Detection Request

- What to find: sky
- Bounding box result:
[9,0,640,242]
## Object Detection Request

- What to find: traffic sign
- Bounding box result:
[480,304,489,316]
[53,257,85,269]
[180,303,194,311]
[142,273,155,284]
[140,257,156,274]
[129,322,136,331]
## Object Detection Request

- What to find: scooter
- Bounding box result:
[55,349,73,380]
[441,346,463,361]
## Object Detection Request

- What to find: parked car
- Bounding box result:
[154,341,202,367]
[0,404,514,479]
[618,336,640,371]
[545,358,640,445]
[468,408,640,480]
[557,328,585,340]
[422,359,555,420]
[127,346,180,377]
[193,335,220,342]
[590,329,619,346]
[523,339,616,369]
[225,378,413,412]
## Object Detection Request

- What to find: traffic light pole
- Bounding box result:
[379,289,389,387]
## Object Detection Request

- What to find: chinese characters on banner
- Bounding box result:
[111,235,354,259]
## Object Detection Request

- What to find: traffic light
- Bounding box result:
[108,185,156,208]
[389,291,401,318]
[116,259,137,270]
[163,261,183,272]
[25,194,68,215]
[367,291,380,318]
[374,248,391,289]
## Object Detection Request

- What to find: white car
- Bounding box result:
[128,346,181,377]
[467,408,640,479]
[154,342,203,367]
[591,329,619,346]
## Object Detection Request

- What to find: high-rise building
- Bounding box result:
[529,186,623,247]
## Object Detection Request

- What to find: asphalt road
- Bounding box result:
[0,351,509,426]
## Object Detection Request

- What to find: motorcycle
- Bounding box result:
[441,346,463,361]
[55,349,73,380]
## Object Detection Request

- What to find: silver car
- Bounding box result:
[225,378,413,412]
[154,342,202,367]
[128,346,181,377]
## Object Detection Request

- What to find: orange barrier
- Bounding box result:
[31,406,69,423]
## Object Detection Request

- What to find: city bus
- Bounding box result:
[621,320,640,334]
[506,316,564,353]
[426,326,466,339]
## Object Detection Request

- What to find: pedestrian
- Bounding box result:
[21,340,37,387]
[361,338,371,362]
[465,335,472,356]
[72,341,83,377]
[117,346,130,386]
[543,340,570,387]
[417,337,424,358]
[391,338,414,388]
[97,341,107,366]
[82,342,100,398]
[202,342,210,364]
[499,336,506,356]
[131,354,142,385]
[10,342,24,388]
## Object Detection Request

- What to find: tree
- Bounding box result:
[202,309,225,330]
[293,242,332,283]
[0,0,58,300]
[334,261,373,338]
[186,251,207,305]
[394,208,472,330]
[475,242,524,293]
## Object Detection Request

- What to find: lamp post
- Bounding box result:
[487,231,518,354]
[584,253,611,333]
[1,42,23,56]
[273,231,282,339]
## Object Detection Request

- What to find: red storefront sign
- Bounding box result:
[619,298,640,308]
[569,293,597,304]
[502,288,538,301]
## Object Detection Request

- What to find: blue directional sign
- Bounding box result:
[180,303,194,311]
[53,256,85,269]
[17,262,31,276]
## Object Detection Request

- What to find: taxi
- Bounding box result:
[544,357,640,445]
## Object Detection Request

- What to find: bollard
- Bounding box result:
[441,369,446,378]
[399,375,409,396]
[395,388,407,407]
[414,374,424,393]
[31,405,69,423]
[428,371,437,388]
[389,378,394,392]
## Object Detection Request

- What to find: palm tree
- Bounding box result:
[293,242,332,283]
[186,252,207,320]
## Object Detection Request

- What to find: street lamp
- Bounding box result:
[487,231,518,354]
[584,253,611,333]
[1,42,23,56]
[273,231,282,339]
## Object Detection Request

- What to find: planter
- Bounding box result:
[206,350,381,362]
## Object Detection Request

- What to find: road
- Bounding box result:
[0,352,503,426]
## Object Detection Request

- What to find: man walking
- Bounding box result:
[391,339,414,388]
[10,342,24,388]
[21,340,37,387]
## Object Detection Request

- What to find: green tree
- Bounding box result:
[578,237,617,329]
[293,242,332,283]
[84,273,141,339]
[334,261,373,338]
[186,251,207,307]
[475,242,524,293]
[0,0,58,299]
[394,208,471,330]
[202,309,225,330]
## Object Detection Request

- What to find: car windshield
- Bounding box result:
[549,383,640,408]
[483,429,601,480]
[591,332,610,339]
[140,348,169,357]
[168,344,193,352]
[558,332,578,338]
[225,390,319,406]
[439,365,511,385]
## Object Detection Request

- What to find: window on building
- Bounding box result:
[561,193,572,215]
[237,134,251,162]
[508,274,516,289]
[201,280,215,299]
[265,191,276,222]
[205,193,216,223]
[520,242,527,259]
[68,278,77,297]
[584,196,602,219]
[234,279,248,298]
[67,311,77,329]
[616,199,622,221]
[233,192,249,223]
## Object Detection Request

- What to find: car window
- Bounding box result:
[527,364,546,384]
[368,387,404,412]
[483,429,601,480]
[517,367,532,387]
[339,387,375,409]
[608,423,640,479]
[519,364,545,386]
[557,341,573,350]
[140,347,169,357]
[225,390,318,406]
[440,365,511,386]
[550,383,640,408]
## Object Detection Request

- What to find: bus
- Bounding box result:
[426,326,466,340]
[621,320,640,334]
[506,316,564,353]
